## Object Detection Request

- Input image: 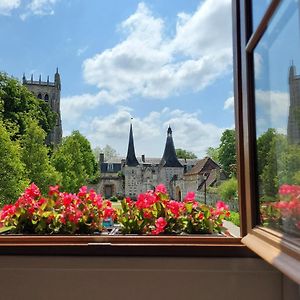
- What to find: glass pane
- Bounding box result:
[0,1,238,236]
[252,0,272,30]
[254,0,300,237]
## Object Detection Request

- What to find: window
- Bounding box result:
[44,94,49,102]
[234,0,300,283]
[37,93,42,99]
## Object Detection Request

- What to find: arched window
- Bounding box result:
[37,93,42,99]
[44,94,49,102]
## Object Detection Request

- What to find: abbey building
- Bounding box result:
[99,124,224,201]
[22,69,62,146]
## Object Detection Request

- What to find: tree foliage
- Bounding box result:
[52,131,97,192]
[218,129,236,177]
[94,144,118,162]
[0,121,28,206]
[0,73,56,139]
[175,148,197,159]
[217,177,238,203]
[20,120,61,195]
[206,146,220,163]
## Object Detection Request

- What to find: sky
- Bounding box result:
[0,0,235,158]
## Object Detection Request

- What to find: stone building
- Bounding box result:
[288,64,300,144]
[22,69,62,145]
[99,124,222,200]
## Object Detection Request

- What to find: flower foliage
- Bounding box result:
[0,183,115,234]
[261,184,300,236]
[117,184,230,235]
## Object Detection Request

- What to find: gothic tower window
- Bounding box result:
[44,94,49,102]
[37,93,42,99]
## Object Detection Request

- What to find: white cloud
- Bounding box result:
[256,90,289,120]
[0,0,20,15]
[224,96,234,110]
[77,46,89,56]
[20,0,58,19]
[78,106,224,158]
[65,0,232,116]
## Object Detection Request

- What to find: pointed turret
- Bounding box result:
[39,75,41,84]
[289,62,296,83]
[160,126,182,167]
[31,74,33,82]
[125,123,139,166]
[22,73,26,84]
[55,67,61,90]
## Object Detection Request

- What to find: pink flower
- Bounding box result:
[167,200,180,217]
[155,217,167,230]
[155,184,167,194]
[184,192,195,202]
[216,201,229,211]
[48,185,60,196]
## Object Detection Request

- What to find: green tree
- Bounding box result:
[0,73,56,139]
[20,119,61,195]
[0,121,28,206]
[52,131,97,192]
[256,128,276,177]
[218,129,236,177]
[175,148,197,159]
[94,144,118,162]
[206,146,220,163]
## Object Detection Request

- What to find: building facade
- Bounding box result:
[22,69,62,146]
[99,124,222,200]
[288,64,300,144]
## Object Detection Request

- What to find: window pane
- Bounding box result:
[254,0,300,237]
[252,0,272,30]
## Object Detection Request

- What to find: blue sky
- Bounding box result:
[0,0,235,158]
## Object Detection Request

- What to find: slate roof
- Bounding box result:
[185,157,220,176]
[160,126,183,168]
[125,124,139,166]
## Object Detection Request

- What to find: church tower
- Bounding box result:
[23,69,62,146]
[287,64,300,144]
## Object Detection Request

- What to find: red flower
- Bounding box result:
[78,186,88,198]
[155,184,167,194]
[155,217,167,230]
[24,183,41,199]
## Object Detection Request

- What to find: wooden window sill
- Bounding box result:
[242,227,300,284]
[0,235,255,257]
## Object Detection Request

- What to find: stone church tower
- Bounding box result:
[22,68,62,145]
[288,64,300,144]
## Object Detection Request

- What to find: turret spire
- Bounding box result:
[125,123,139,166]
[160,126,182,167]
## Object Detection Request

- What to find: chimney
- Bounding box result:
[142,154,145,163]
[99,153,104,163]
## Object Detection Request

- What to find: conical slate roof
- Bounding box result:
[125,123,139,166]
[160,126,183,168]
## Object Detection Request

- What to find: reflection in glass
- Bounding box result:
[254,0,300,237]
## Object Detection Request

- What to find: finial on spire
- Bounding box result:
[167,125,172,136]
[56,67,59,74]
[39,75,41,84]
[31,74,33,82]
[22,73,26,84]
[47,75,49,84]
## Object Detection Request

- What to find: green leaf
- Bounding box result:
[0,225,15,233]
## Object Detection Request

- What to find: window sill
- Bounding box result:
[0,235,255,257]
[242,227,300,284]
